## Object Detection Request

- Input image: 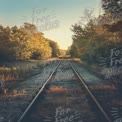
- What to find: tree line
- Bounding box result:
[0,23,62,61]
[69,0,122,66]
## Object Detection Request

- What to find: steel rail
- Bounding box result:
[69,62,112,122]
[18,61,61,122]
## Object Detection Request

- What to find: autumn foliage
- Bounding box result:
[70,1,122,65]
[0,23,60,61]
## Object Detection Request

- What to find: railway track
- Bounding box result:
[17,60,112,122]
[71,61,122,122]
[70,63,112,122]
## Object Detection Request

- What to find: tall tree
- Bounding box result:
[101,0,122,38]
[48,39,60,57]
[102,0,122,13]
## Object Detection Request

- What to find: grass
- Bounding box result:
[0,61,43,94]
[112,100,122,106]
[47,86,69,93]
[0,65,31,81]
[31,84,93,120]
[90,85,117,90]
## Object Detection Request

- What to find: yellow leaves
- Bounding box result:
[0,23,60,60]
[95,26,106,35]
[29,34,43,51]
[28,33,53,59]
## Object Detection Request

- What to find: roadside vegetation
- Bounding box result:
[69,0,122,89]
[0,23,62,61]
[0,61,43,93]
[0,22,66,93]
[69,0,122,64]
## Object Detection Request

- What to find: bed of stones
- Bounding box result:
[0,59,59,122]
[22,61,107,122]
[71,61,122,122]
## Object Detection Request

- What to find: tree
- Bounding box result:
[23,22,37,34]
[102,0,122,13]
[101,0,122,40]
[30,33,52,59]
[70,8,122,64]
[59,49,66,57]
[48,39,60,57]
[0,23,61,61]
[0,26,17,61]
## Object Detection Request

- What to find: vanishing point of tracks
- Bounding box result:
[18,60,112,122]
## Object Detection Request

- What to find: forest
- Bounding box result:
[69,0,122,66]
[0,22,62,61]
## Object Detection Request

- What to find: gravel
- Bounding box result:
[0,59,60,122]
[71,61,122,122]
[22,61,106,122]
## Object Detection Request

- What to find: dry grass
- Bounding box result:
[72,58,81,62]
[90,85,117,90]
[47,86,69,93]
[0,65,31,80]
[32,85,93,119]
[112,100,122,106]
[12,89,27,97]
[0,89,27,98]
[0,64,39,94]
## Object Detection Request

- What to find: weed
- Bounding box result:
[0,62,42,94]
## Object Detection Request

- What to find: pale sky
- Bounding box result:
[0,0,101,49]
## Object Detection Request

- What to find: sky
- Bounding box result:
[0,0,101,49]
